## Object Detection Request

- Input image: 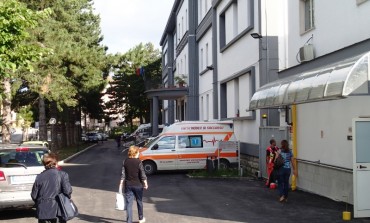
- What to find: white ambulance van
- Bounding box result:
[139,121,237,174]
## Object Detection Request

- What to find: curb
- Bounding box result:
[58,144,97,165]
[186,174,256,180]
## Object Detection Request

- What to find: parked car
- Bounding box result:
[98,133,109,141]
[20,141,49,148]
[81,133,88,142]
[0,144,50,210]
[86,132,102,142]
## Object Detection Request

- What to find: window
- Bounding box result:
[219,0,253,50]
[205,43,209,67]
[164,50,168,65]
[200,96,204,121]
[220,71,255,119]
[178,135,203,148]
[156,136,175,150]
[200,48,204,71]
[304,0,314,31]
[182,16,184,37]
[206,94,209,121]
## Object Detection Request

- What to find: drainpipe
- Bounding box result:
[291,104,297,191]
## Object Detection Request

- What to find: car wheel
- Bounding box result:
[143,161,156,175]
[219,159,230,169]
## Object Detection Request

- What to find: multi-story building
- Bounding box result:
[250,0,370,216]
[156,0,370,216]
[156,0,279,174]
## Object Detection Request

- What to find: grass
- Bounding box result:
[189,168,241,178]
[55,142,94,161]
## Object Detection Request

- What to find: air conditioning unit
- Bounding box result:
[299,44,315,62]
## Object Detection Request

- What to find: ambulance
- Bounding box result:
[139,121,237,174]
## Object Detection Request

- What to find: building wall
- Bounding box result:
[297,96,370,168]
[176,45,189,77]
[177,0,189,42]
[283,0,370,68]
[280,0,370,203]
[198,0,212,24]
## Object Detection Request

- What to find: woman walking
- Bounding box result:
[120,146,148,223]
[31,153,72,223]
[277,140,297,202]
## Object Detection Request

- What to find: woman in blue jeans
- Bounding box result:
[277,140,297,202]
[120,146,148,223]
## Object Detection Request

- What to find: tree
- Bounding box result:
[105,43,162,130]
[8,0,109,150]
[0,0,50,144]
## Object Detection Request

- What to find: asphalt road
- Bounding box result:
[1,140,370,223]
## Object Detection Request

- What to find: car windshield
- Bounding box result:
[0,149,48,167]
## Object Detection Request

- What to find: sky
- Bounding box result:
[93,0,174,54]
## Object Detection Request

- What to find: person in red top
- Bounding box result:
[266,139,279,187]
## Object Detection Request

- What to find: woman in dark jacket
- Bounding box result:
[120,146,148,223]
[31,153,72,223]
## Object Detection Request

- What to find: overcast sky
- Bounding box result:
[93,0,174,54]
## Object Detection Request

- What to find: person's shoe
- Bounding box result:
[139,217,146,223]
[279,196,285,202]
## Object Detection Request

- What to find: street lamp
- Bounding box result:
[75,121,81,150]
[49,118,56,151]
[250,33,263,39]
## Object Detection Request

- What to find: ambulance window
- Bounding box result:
[156,136,175,150]
[178,136,190,148]
[189,135,203,148]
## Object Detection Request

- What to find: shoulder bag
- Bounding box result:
[56,193,79,221]
[56,171,79,221]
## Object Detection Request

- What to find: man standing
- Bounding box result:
[266,139,278,187]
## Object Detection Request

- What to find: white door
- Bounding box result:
[353,119,370,218]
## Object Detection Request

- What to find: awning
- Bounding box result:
[249,51,370,110]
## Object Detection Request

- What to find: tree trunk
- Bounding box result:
[38,96,47,141]
[2,78,12,144]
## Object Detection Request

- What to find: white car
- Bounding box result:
[0,144,49,209]
[86,132,102,142]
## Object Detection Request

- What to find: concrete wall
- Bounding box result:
[298,162,353,203]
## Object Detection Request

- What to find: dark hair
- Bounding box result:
[281,140,289,151]
[269,139,276,144]
[42,153,58,169]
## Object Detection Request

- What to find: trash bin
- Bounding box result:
[206,155,218,173]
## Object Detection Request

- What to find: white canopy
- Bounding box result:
[249,51,370,110]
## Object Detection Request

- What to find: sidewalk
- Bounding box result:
[232,178,370,223]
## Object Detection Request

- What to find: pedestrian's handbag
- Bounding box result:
[115,185,125,211]
[56,193,79,221]
[115,192,125,210]
[274,154,285,169]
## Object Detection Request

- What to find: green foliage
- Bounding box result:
[0,0,51,78]
[16,105,34,127]
[105,43,162,126]
[15,0,108,117]
[189,168,240,178]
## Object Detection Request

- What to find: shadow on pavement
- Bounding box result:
[0,209,36,220]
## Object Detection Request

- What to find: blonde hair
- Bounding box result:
[128,146,140,158]
[42,153,58,169]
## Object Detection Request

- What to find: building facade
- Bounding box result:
[157,0,370,209]
[251,0,370,207]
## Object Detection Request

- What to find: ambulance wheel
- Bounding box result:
[219,159,230,169]
[143,161,156,175]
